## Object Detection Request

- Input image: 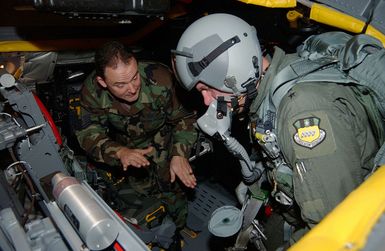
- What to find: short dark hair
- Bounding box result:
[94,41,134,78]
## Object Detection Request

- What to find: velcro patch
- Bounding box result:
[288,111,336,159]
[293,117,325,149]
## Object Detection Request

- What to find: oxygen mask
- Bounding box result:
[197,99,232,139]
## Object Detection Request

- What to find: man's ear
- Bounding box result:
[96,76,107,88]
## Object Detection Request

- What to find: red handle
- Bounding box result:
[33,93,63,146]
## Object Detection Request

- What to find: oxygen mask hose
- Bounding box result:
[197,101,261,184]
[222,132,261,184]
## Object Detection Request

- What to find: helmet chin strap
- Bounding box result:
[216,95,242,118]
[242,80,258,113]
[211,73,259,119]
[222,76,258,115]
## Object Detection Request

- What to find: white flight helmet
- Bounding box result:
[174,13,262,95]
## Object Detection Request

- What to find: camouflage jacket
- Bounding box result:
[76,61,197,168]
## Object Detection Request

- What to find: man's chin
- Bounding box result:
[117,94,139,103]
[125,97,138,103]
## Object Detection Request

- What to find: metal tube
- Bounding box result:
[52,172,118,250]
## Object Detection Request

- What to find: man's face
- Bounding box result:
[96,58,141,103]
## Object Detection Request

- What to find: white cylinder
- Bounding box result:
[52,172,118,250]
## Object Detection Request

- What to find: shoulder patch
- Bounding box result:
[293,117,326,149]
[286,111,336,159]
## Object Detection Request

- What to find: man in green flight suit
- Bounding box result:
[172,13,381,249]
[76,41,198,234]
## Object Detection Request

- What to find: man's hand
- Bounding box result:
[116,146,154,171]
[170,156,197,188]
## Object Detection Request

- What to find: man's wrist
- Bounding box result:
[115,146,125,159]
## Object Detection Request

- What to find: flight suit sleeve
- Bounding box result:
[277,83,377,227]
[75,79,122,166]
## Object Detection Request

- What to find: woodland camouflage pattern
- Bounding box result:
[76,61,197,228]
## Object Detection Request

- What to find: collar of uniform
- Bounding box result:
[90,75,115,109]
[137,76,155,105]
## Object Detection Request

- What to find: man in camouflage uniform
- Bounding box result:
[76,41,197,231]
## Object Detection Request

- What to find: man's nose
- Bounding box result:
[201,90,215,106]
[127,83,137,94]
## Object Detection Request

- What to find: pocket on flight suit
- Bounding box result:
[292,161,327,224]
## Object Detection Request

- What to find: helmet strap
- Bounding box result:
[188,36,241,77]
[243,81,258,113]
[216,96,228,119]
[216,95,242,117]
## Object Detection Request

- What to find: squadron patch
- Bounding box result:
[293,117,325,149]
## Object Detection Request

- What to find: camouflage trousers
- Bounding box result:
[97,161,188,230]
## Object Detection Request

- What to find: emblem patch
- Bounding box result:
[293,117,326,149]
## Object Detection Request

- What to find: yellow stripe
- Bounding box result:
[309,3,385,46]
[0,39,110,52]
[237,0,296,8]
[366,26,385,46]
[236,0,385,46]
[310,3,366,33]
